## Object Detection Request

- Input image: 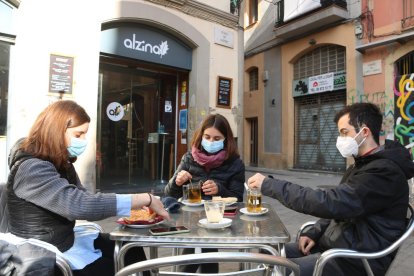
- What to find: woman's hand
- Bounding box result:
[131,193,171,220]
[247,173,266,190]
[147,194,170,220]
[175,170,192,186]
[202,180,218,195]
[298,236,315,256]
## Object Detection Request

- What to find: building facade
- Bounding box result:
[243,0,414,172]
[0,0,244,192]
[355,0,414,150]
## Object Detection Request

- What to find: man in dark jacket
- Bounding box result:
[248,103,414,276]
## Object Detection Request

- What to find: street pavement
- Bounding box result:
[97,167,413,275]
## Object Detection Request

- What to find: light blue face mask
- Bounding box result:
[201,138,224,154]
[67,137,87,157]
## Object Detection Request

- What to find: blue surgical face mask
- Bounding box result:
[67,137,87,157]
[201,138,224,154]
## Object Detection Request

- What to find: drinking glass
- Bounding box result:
[188,180,202,203]
[247,188,262,213]
[204,200,225,223]
[182,184,189,201]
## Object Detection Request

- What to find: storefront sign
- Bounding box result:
[216,76,232,108]
[106,102,124,122]
[101,25,192,70]
[48,54,74,94]
[214,26,234,48]
[292,71,346,97]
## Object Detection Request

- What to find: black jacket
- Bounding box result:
[164,151,245,201]
[261,140,414,275]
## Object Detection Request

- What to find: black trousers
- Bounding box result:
[56,233,149,276]
[285,242,345,276]
[178,248,219,273]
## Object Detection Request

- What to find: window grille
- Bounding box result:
[395,51,414,75]
[249,68,259,91]
[294,45,346,79]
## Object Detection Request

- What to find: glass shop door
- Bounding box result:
[97,63,177,192]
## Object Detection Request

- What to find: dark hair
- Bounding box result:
[334,102,382,144]
[21,100,91,169]
[191,114,239,159]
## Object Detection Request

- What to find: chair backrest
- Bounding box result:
[313,204,414,276]
[0,183,9,233]
[114,252,300,276]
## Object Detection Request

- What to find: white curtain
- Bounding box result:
[284,0,322,22]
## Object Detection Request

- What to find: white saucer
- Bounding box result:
[239,207,268,216]
[182,200,204,207]
[198,218,232,229]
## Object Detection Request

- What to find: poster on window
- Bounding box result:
[308,72,334,94]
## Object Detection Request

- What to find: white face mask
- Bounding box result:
[336,127,367,158]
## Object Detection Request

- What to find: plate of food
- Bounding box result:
[212,196,238,206]
[117,209,164,228]
[239,207,269,216]
[181,200,204,207]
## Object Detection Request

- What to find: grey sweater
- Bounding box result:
[13,158,117,222]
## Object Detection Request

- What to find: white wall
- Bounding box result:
[7,0,102,190]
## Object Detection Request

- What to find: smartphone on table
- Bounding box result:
[149,226,190,236]
[224,206,238,217]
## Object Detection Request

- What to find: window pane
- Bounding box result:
[249,68,258,91]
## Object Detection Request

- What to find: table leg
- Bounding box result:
[149,247,158,259]
[172,248,180,272]
[239,248,252,270]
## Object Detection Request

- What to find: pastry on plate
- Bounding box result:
[212,196,238,204]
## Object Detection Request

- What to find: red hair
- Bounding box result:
[21,100,90,169]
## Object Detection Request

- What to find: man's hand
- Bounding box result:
[298,236,315,256]
[247,173,266,190]
[175,170,192,186]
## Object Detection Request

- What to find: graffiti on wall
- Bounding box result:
[394,73,414,148]
[348,90,394,140]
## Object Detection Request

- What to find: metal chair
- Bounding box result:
[114,251,300,276]
[296,205,414,276]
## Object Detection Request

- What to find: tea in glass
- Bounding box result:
[188,181,202,203]
[247,188,262,213]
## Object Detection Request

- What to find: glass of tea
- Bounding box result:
[247,188,262,213]
[188,180,202,203]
